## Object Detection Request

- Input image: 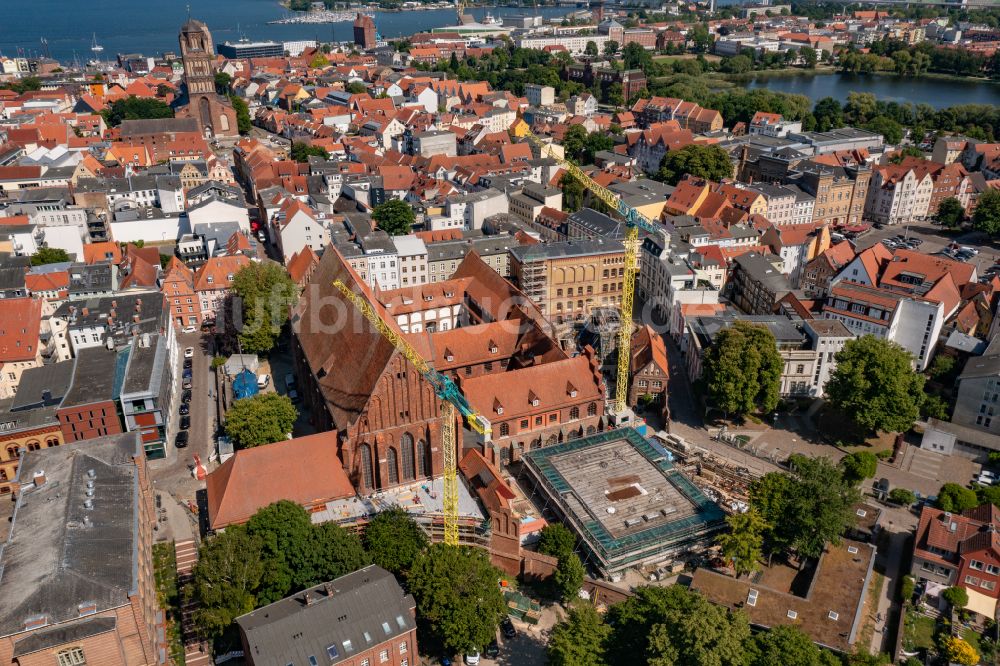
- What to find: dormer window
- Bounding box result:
[567,381,577,398]
[529,390,539,407]
[206,276,214,284]
[444,348,454,362]
[488,340,498,354]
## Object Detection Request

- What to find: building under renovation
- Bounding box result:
[520,427,725,578]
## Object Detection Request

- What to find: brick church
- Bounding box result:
[174,19,239,138]
[292,248,606,495]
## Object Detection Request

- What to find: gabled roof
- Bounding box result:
[206,432,355,529]
[287,246,320,285]
[631,325,668,376]
[0,298,43,362]
[193,255,250,292]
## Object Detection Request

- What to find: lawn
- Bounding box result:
[903,610,937,652]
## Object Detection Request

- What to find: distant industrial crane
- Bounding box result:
[522,130,663,414]
[332,278,491,546]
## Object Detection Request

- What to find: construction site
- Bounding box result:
[518,427,726,579]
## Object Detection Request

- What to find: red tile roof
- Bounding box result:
[205,431,355,529]
[0,298,43,362]
[193,255,250,292]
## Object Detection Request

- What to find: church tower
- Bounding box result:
[176,18,239,138]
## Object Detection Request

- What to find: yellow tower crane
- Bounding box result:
[523,131,664,414]
[333,278,491,546]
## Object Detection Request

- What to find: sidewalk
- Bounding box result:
[175,539,212,666]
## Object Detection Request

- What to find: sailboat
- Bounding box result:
[90,33,104,54]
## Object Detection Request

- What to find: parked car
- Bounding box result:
[182,325,197,334]
[257,373,270,389]
[180,415,191,430]
[183,358,193,370]
[175,431,189,448]
[184,346,194,358]
[182,378,192,389]
[181,389,192,403]
[485,640,500,659]
[183,368,193,379]
[285,373,296,390]
[179,403,190,416]
[501,616,517,639]
[287,388,300,403]
[464,650,480,666]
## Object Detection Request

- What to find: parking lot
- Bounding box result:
[852,220,1000,278]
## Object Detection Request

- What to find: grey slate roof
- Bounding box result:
[0,432,142,641]
[237,565,415,666]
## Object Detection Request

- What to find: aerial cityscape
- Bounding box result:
[5,0,1000,664]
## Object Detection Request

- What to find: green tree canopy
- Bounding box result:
[813,97,844,131]
[721,55,753,74]
[363,506,427,575]
[30,247,71,266]
[974,187,1000,236]
[605,586,701,664]
[750,455,860,559]
[290,141,330,163]
[554,553,586,602]
[189,525,264,639]
[604,40,620,56]
[656,143,735,185]
[646,588,751,666]
[214,71,233,94]
[585,41,599,56]
[537,523,577,559]
[408,545,506,654]
[716,509,767,577]
[230,261,298,354]
[701,320,783,418]
[224,393,298,449]
[942,585,970,609]
[548,602,611,666]
[372,199,415,236]
[936,196,966,228]
[229,95,252,135]
[102,96,174,127]
[825,335,925,435]
[750,625,834,666]
[936,482,979,512]
[840,451,879,486]
[864,116,904,145]
[889,488,917,506]
[346,81,368,94]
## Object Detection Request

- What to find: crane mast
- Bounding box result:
[333,279,490,546]
[522,131,662,414]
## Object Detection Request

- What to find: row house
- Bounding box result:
[791,161,871,228]
[272,198,331,263]
[747,183,815,226]
[0,298,44,399]
[865,160,935,225]
[630,96,723,133]
[911,505,1000,617]
[759,223,831,287]
[192,255,251,325]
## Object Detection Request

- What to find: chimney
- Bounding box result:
[32,470,45,487]
[324,583,335,597]
[81,307,89,317]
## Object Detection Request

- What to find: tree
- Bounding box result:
[750,456,860,559]
[825,336,925,435]
[690,24,712,53]
[973,188,1000,237]
[561,171,585,212]
[585,41,599,56]
[537,523,576,559]
[936,482,979,512]
[554,553,586,602]
[899,575,915,603]
[363,507,427,575]
[656,143,734,185]
[813,97,844,132]
[101,96,174,126]
[229,95,252,135]
[750,625,830,666]
[716,509,767,577]
[799,46,818,68]
[244,501,369,605]
[888,146,925,163]
[290,141,329,163]
[604,40,620,56]
[943,636,979,666]
[701,321,783,418]
[721,55,753,74]
[646,589,751,666]
[408,545,505,654]
[942,585,970,609]
[840,451,879,486]
[30,247,70,266]
[310,53,330,68]
[229,261,298,355]
[346,81,367,94]
[214,71,233,95]
[224,393,298,449]
[936,196,966,228]
[189,526,265,639]
[548,602,611,666]
[622,42,653,73]
[989,450,1000,466]
[864,116,904,145]
[372,199,415,236]
[888,488,917,506]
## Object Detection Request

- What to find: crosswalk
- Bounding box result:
[174,539,212,666]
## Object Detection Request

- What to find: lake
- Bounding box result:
[745,71,1000,109]
[0,0,569,62]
